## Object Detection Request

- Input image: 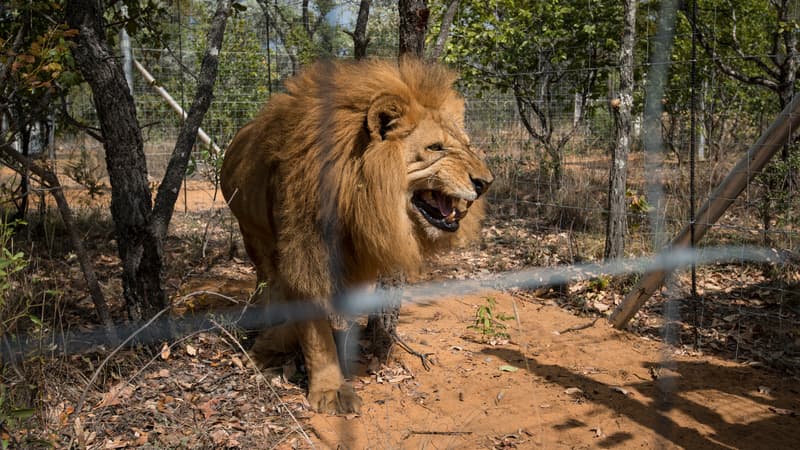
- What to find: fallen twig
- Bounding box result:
[411,430,473,436]
[558,317,600,334]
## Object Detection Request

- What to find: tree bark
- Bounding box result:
[604,0,637,261]
[399,0,429,57]
[151,0,232,239]
[430,0,459,60]
[66,0,165,321]
[66,0,233,322]
[349,0,371,59]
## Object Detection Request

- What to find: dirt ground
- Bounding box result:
[308,292,799,450]
[4,181,800,449]
[44,285,799,449]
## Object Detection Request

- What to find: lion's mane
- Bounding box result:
[221,58,484,301]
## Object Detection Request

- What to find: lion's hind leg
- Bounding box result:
[247,275,303,368]
[250,323,300,369]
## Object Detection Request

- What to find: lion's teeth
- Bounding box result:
[445,210,457,223]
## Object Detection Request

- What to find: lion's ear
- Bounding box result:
[367,94,408,140]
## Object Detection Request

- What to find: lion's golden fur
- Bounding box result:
[222,58,486,300]
[220,57,492,413]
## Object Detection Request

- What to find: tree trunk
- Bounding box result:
[17,122,30,221]
[66,0,165,321]
[430,0,459,60]
[604,0,637,261]
[369,0,429,358]
[351,0,371,59]
[398,0,429,57]
[365,274,404,362]
[151,0,232,239]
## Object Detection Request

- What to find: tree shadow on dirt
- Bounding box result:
[482,346,799,449]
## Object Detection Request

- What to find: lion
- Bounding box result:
[220,57,493,414]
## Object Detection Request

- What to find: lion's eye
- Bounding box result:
[427,143,445,152]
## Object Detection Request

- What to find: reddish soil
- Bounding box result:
[5,181,800,449]
[307,291,799,449]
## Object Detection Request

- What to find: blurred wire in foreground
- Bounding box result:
[1,245,782,365]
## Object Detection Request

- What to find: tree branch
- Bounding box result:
[0,24,26,92]
[725,7,780,78]
[256,0,299,74]
[0,141,115,335]
[513,82,545,144]
[688,8,780,90]
[57,92,105,143]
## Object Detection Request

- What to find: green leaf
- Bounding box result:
[8,408,35,419]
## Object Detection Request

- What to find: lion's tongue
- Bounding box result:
[435,193,457,222]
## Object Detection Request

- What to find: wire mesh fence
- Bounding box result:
[5,0,800,446]
[47,0,800,371]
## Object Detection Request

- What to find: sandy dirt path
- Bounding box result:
[309,291,799,449]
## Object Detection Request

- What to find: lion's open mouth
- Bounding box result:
[412,190,472,232]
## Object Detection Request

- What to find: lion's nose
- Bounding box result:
[471,175,493,197]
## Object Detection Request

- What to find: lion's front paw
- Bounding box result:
[308,382,362,415]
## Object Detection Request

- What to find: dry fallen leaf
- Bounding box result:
[228,433,243,447]
[160,342,171,360]
[611,386,631,395]
[230,355,244,370]
[186,344,198,356]
[146,369,170,379]
[590,427,604,438]
[564,387,583,396]
[96,383,135,408]
[196,398,220,420]
[58,403,74,426]
[131,427,149,446]
[103,439,129,449]
[210,429,228,446]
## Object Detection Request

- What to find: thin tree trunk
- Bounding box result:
[430,0,459,60]
[0,142,114,334]
[151,0,232,239]
[349,0,371,59]
[256,0,299,75]
[66,0,165,321]
[604,0,637,260]
[399,0,429,57]
[370,0,430,353]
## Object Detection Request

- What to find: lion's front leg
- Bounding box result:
[297,319,362,414]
